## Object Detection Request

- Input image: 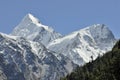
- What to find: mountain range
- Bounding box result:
[0,13,117,80]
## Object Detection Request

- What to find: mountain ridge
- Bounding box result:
[0,13,117,80]
[11,14,116,65]
[48,23,116,65]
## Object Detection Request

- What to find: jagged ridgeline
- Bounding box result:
[61,40,120,80]
[0,14,117,80]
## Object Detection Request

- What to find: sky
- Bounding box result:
[0,0,120,38]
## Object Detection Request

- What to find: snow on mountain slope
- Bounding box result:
[47,24,116,65]
[11,13,62,46]
[9,13,117,78]
[0,33,76,80]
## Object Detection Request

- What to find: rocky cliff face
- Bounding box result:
[0,33,76,80]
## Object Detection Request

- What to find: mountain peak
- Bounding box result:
[11,14,62,46]
[27,13,33,17]
[89,24,107,30]
[83,24,107,31]
[23,13,41,25]
[80,24,115,39]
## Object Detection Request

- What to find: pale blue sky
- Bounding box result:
[0,0,120,38]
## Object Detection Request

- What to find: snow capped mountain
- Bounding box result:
[0,13,117,80]
[0,33,76,80]
[11,13,62,46]
[11,13,116,66]
[47,24,116,65]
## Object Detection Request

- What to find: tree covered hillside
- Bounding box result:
[61,40,120,80]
